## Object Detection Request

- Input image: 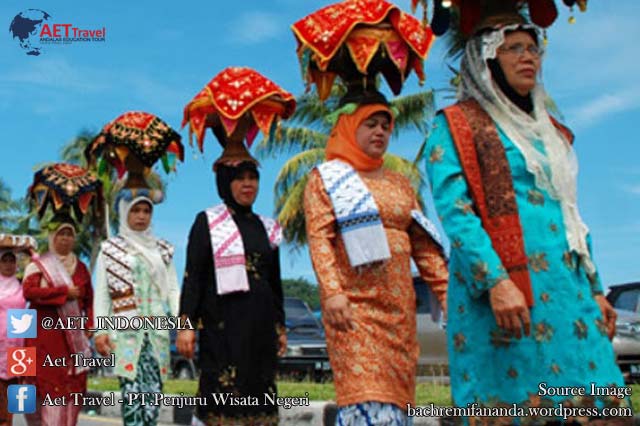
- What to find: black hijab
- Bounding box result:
[215,162,260,214]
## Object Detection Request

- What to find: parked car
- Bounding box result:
[414,277,448,378]
[606,282,640,382]
[279,297,330,382]
[607,282,640,312]
[415,277,640,383]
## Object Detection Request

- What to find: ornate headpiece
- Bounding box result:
[182,66,296,169]
[410,0,588,37]
[28,163,103,225]
[292,0,435,102]
[85,111,184,186]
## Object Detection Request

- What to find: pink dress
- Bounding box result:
[0,275,26,380]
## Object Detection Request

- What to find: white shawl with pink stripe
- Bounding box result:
[205,204,282,295]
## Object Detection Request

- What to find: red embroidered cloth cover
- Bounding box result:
[292,0,435,100]
[182,66,296,152]
[86,111,184,178]
[29,163,102,220]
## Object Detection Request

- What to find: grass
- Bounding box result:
[88,378,640,413]
[89,378,448,403]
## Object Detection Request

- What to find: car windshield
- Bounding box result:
[285,298,320,329]
[614,288,640,313]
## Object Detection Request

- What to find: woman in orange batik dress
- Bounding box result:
[303,93,449,426]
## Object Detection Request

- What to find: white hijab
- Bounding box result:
[458,23,595,275]
[48,223,78,277]
[118,196,169,299]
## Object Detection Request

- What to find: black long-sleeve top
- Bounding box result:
[179,209,284,371]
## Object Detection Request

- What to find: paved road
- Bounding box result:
[12,413,177,426]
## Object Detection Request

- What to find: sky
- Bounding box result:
[1,1,638,290]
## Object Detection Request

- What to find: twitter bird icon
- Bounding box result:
[7,309,37,338]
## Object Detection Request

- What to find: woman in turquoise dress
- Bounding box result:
[424,15,631,426]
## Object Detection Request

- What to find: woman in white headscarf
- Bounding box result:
[22,218,93,426]
[0,248,26,426]
[93,190,179,426]
[425,14,630,426]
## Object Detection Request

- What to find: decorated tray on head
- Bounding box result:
[28,163,103,223]
[85,111,184,180]
[182,66,296,168]
[0,234,37,253]
[410,0,589,37]
[292,0,435,101]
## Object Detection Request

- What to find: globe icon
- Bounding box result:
[9,9,51,56]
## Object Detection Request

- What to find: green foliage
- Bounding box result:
[282,277,320,311]
[86,377,456,405]
[0,179,20,233]
[59,130,94,167]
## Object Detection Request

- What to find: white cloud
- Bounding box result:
[543,2,640,104]
[566,88,640,129]
[0,57,188,118]
[0,57,109,92]
[598,221,640,235]
[623,185,640,196]
[226,11,283,45]
[120,73,189,117]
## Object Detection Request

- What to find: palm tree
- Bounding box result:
[255,84,436,249]
[0,179,19,232]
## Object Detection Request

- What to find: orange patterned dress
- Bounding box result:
[304,168,448,408]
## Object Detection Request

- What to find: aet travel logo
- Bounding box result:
[9,8,107,56]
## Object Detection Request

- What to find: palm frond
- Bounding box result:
[255,127,328,159]
[413,137,427,166]
[59,130,96,168]
[274,174,310,250]
[290,85,346,128]
[390,90,435,136]
[383,153,428,211]
[292,93,334,128]
[273,148,325,197]
[0,179,20,232]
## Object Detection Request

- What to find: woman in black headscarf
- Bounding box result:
[177,155,286,426]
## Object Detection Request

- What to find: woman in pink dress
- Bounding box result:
[0,248,27,426]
